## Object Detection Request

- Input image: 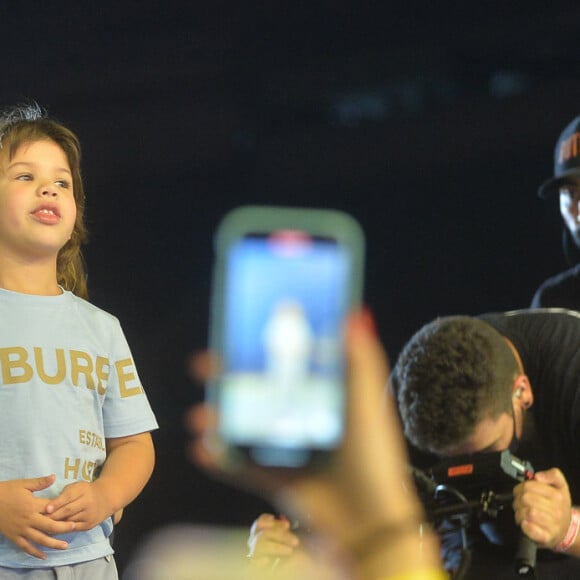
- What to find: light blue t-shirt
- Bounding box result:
[0,288,158,567]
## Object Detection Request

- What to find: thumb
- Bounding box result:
[534,468,567,489]
[24,474,56,492]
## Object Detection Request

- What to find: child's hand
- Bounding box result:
[0,475,75,559]
[45,480,110,531]
[247,513,300,567]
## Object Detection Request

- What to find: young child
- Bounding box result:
[0,103,158,578]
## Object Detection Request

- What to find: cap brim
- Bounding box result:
[538,171,580,199]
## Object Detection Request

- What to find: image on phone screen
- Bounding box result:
[218,230,351,465]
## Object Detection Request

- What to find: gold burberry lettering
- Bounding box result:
[79,429,106,451]
[63,457,97,481]
[116,358,144,397]
[0,346,141,398]
[0,347,32,384]
[34,347,66,384]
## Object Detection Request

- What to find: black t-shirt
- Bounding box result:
[531,264,580,311]
[480,309,580,503]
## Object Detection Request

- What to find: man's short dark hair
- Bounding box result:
[394,316,518,454]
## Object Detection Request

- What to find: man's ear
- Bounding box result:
[512,374,533,409]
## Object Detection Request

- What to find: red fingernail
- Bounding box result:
[349,307,376,337]
[360,307,376,333]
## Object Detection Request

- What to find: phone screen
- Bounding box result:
[217,230,351,467]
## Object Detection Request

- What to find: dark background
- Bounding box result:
[3,1,580,573]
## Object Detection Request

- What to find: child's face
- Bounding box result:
[0,139,77,261]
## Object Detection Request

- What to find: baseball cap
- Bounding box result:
[538,115,580,199]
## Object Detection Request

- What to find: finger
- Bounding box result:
[49,505,85,522]
[534,468,568,491]
[344,310,389,433]
[516,479,569,514]
[16,521,72,558]
[14,537,48,560]
[524,505,555,527]
[250,513,280,533]
[515,499,567,547]
[184,403,217,434]
[517,479,557,501]
[514,496,556,529]
[247,555,276,569]
[258,525,299,545]
[520,519,551,546]
[249,526,300,557]
[187,350,220,383]
[345,310,409,463]
[253,537,299,558]
[187,437,211,467]
[45,495,72,516]
[514,489,550,515]
[28,528,70,549]
[24,474,56,493]
[345,309,390,393]
[187,427,228,472]
[36,516,77,536]
[184,403,222,470]
[45,488,84,519]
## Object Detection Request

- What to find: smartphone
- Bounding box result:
[208,205,365,468]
